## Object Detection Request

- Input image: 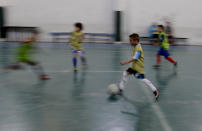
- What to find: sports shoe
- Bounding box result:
[174,62,178,67]
[153,64,160,68]
[153,89,160,101]
[117,88,123,95]
[40,75,51,80]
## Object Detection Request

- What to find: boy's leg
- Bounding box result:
[119,68,134,91]
[135,73,159,100]
[79,51,87,65]
[119,71,130,91]
[157,54,161,65]
[72,50,79,71]
[140,78,157,92]
[2,63,21,72]
[163,50,177,66]
[27,61,50,80]
[165,56,176,64]
[139,76,160,100]
[153,49,162,68]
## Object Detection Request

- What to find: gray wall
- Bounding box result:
[3,0,202,44]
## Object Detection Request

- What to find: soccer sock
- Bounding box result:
[166,56,175,64]
[141,78,157,92]
[73,57,77,67]
[119,71,129,90]
[157,55,161,65]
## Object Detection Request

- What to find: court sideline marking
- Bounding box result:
[140,82,173,131]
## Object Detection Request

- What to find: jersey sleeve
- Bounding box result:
[132,51,141,60]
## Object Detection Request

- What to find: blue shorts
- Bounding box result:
[157,48,170,58]
[72,50,85,55]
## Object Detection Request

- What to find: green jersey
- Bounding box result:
[69,31,83,50]
[16,43,34,62]
[131,44,144,74]
[158,32,169,50]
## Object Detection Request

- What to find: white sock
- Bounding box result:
[119,71,129,90]
[141,78,157,92]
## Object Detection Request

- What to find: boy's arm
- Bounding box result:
[153,35,164,46]
[120,51,141,65]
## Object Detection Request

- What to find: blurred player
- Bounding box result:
[165,21,174,45]
[153,25,177,68]
[148,22,159,44]
[119,33,160,100]
[69,22,87,72]
[2,29,51,80]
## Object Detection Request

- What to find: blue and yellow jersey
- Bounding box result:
[131,44,144,74]
[69,31,83,50]
[158,32,169,50]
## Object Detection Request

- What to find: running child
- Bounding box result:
[153,25,177,68]
[119,33,160,100]
[2,29,50,80]
[69,22,87,72]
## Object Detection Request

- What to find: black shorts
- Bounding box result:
[126,68,145,79]
[25,61,38,66]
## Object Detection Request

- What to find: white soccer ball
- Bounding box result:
[107,84,119,95]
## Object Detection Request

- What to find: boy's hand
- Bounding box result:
[120,61,128,65]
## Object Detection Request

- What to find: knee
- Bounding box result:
[141,78,149,83]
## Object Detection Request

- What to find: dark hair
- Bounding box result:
[158,25,164,30]
[129,33,139,42]
[75,22,83,30]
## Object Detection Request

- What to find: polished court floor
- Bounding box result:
[0,42,202,131]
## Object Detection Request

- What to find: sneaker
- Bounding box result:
[40,75,51,80]
[153,89,160,101]
[174,62,177,67]
[118,88,123,95]
[153,64,160,68]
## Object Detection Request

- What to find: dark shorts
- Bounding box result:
[126,68,145,79]
[157,48,170,58]
[25,61,38,66]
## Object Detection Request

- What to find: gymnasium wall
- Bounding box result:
[2,0,202,44]
[4,0,114,41]
[123,0,202,45]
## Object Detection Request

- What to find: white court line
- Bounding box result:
[140,82,173,131]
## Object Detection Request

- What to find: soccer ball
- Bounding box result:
[107,84,120,95]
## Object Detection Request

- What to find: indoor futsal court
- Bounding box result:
[0,43,202,131]
[0,0,202,131]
